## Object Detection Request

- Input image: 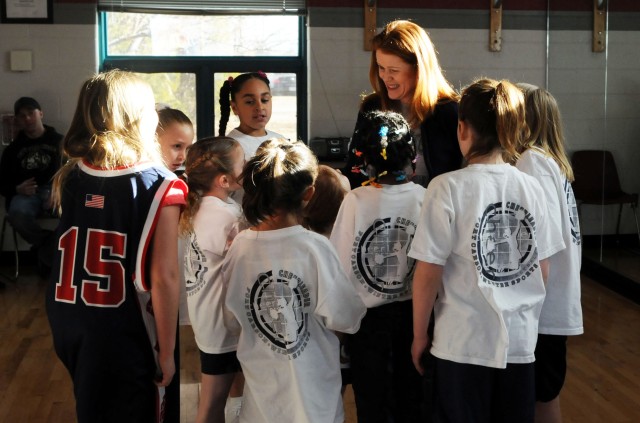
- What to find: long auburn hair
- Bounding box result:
[368,20,458,127]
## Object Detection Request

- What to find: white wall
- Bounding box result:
[309,26,640,236]
[0,23,98,136]
[1,18,639,239]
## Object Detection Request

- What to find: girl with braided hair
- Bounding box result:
[218,72,285,160]
[179,136,245,423]
[330,110,427,422]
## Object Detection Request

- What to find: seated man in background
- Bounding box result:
[0,97,63,274]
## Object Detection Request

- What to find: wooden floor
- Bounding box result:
[0,264,639,422]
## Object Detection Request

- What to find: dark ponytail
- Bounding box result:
[218,79,232,136]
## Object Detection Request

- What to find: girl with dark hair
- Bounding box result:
[331,110,427,422]
[218,72,285,160]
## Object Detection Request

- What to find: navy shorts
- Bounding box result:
[434,357,535,423]
[534,334,568,402]
[199,350,241,376]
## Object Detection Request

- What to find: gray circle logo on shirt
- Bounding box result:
[246,270,310,359]
[472,202,538,287]
[352,217,417,298]
[564,179,582,245]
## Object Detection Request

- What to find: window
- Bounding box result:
[101,12,306,141]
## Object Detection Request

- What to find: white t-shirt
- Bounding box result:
[409,163,564,368]
[330,183,427,308]
[226,128,286,160]
[517,148,583,335]
[184,196,242,354]
[226,128,286,203]
[222,225,366,423]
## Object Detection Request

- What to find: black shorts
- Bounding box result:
[534,334,568,402]
[199,350,241,376]
[434,357,535,423]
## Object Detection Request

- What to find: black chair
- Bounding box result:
[571,150,639,243]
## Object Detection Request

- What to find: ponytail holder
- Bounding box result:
[392,171,406,182]
[257,70,267,79]
[227,76,234,86]
[362,177,382,188]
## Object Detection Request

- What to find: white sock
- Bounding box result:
[224,396,243,423]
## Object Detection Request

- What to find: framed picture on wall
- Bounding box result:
[1,0,53,24]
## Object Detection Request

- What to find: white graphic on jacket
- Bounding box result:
[351,217,417,299]
[472,202,539,287]
[246,270,311,359]
[564,179,581,245]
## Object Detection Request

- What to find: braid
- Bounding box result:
[219,80,232,136]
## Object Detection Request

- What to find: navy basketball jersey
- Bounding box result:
[46,161,187,423]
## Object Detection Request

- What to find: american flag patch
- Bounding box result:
[85,194,105,209]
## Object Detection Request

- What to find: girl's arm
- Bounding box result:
[412,260,443,375]
[150,204,181,387]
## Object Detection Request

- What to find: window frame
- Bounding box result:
[99,12,307,142]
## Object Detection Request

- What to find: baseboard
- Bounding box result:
[581,233,639,249]
[581,253,640,306]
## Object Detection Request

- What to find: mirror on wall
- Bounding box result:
[546,1,640,283]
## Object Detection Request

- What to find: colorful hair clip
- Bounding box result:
[393,171,406,181]
[355,149,363,157]
[351,166,368,177]
[379,125,389,150]
[378,171,388,178]
[381,148,387,161]
[257,70,267,79]
[361,177,381,188]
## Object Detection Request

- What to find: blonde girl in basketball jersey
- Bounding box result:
[46,69,187,422]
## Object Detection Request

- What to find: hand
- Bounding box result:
[16,178,37,196]
[155,350,176,387]
[411,336,430,375]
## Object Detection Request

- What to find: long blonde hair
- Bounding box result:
[52,70,161,210]
[369,20,459,127]
[518,84,574,181]
[458,78,527,164]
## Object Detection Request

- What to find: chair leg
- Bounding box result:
[616,203,624,244]
[631,202,640,247]
[1,217,19,281]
